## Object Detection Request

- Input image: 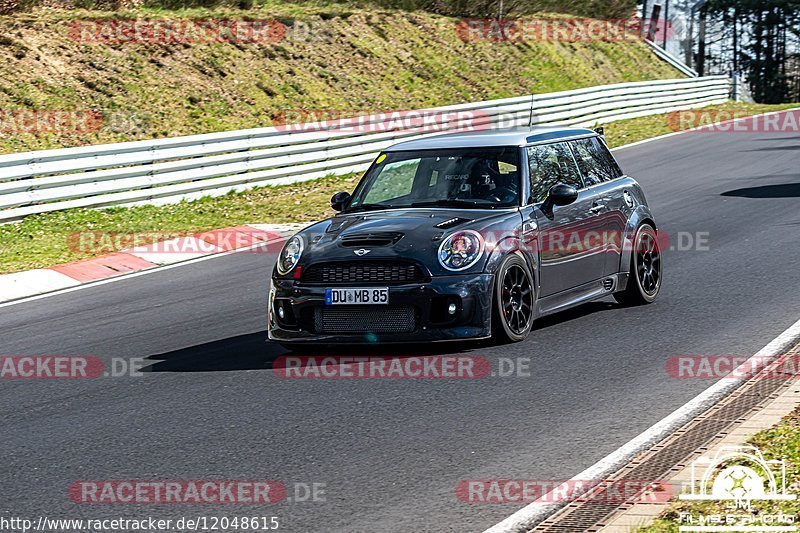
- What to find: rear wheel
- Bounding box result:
[614,223,662,306]
[492,254,535,343]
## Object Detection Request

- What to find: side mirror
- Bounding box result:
[541,183,578,217]
[330,191,351,212]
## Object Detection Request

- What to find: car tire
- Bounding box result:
[614,223,662,306]
[492,254,535,343]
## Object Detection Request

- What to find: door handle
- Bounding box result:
[589,203,605,213]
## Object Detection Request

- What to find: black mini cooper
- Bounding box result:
[269,127,662,346]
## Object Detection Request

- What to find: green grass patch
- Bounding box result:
[0,101,794,274]
[0,173,359,273]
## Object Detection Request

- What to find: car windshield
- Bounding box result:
[346,147,520,211]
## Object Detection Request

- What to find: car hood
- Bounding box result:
[296,207,516,267]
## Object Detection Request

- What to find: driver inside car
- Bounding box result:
[459,159,517,203]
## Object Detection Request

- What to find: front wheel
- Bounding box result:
[492,254,535,343]
[614,223,662,306]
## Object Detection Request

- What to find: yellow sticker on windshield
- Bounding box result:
[375,153,387,164]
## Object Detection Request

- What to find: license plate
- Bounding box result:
[325,287,389,305]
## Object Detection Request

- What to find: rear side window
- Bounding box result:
[570,137,622,186]
[527,142,583,203]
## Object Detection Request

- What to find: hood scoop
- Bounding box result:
[339,232,404,247]
[435,217,473,230]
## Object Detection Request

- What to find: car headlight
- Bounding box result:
[437,230,484,271]
[277,235,304,275]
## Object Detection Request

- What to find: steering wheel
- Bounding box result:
[485,187,516,204]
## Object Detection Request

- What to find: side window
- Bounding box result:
[527,142,583,203]
[570,137,622,186]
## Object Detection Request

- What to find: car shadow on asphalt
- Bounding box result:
[752,136,800,142]
[746,145,800,151]
[141,331,282,372]
[721,182,800,198]
[141,302,624,372]
[140,331,487,372]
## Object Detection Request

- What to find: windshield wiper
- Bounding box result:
[410,199,493,208]
[344,202,394,213]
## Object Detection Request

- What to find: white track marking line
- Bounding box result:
[483,316,800,533]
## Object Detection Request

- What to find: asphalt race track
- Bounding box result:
[2,119,800,532]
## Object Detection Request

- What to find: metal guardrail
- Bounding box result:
[0,75,730,223]
[645,39,700,78]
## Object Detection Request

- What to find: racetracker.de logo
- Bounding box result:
[273,355,494,379]
[0,110,103,134]
[272,109,493,134]
[666,355,800,380]
[476,229,708,254]
[0,356,107,379]
[456,479,673,503]
[667,110,800,133]
[69,19,286,43]
[69,481,287,504]
[67,230,285,255]
[455,18,674,42]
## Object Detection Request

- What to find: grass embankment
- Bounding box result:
[0,2,677,153]
[635,403,800,532]
[0,101,794,274]
[1,0,635,19]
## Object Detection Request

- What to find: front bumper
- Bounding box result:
[268,273,493,344]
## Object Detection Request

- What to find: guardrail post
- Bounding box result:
[731,71,741,102]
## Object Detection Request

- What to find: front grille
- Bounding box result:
[314,306,417,334]
[339,232,404,247]
[302,261,426,285]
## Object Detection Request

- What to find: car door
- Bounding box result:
[568,136,626,277]
[521,141,608,298]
